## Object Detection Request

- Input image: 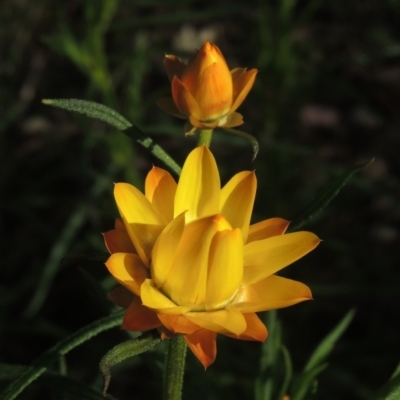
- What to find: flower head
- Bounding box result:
[104,147,320,367]
[157,41,258,135]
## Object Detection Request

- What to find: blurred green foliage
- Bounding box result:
[1,0,400,399]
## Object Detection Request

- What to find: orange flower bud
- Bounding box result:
[157,41,258,135]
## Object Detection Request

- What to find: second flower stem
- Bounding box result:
[197,129,213,147]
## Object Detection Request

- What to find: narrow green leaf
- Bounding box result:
[0,311,124,400]
[100,330,161,395]
[42,98,182,175]
[291,364,326,400]
[123,126,181,175]
[276,346,293,400]
[304,309,355,372]
[372,364,400,400]
[42,98,131,130]
[255,311,281,400]
[289,160,373,230]
[390,363,400,379]
[222,128,259,160]
[290,310,355,400]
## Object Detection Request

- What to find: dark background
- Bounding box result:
[1,0,400,399]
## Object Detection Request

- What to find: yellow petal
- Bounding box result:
[224,313,268,341]
[171,76,201,119]
[157,314,200,334]
[105,253,149,296]
[194,62,232,122]
[247,218,290,243]
[145,167,177,223]
[122,296,161,331]
[184,329,217,368]
[141,279,190,315]
[163,54,186,81]
[185,306,246,336]
[114,183,165,265]
[233,275,312,312]
[230,68,258,113]
[220,171,256,242]
[206,228,243,310]
[174,146,220,222]
[163,215,228,309]
[151,213,186,289]
[156,97,186,119]
[243,231,320,285]
[239,313,268,341]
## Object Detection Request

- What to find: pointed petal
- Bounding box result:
[163,215,224,308]
[219,112,243,128]
[157,314,200,334]
[239,313,268,341]
[224,313,268,341]
[156,97,186,119]
[145,167,177,223]
[195,62,232,122]
[105,253,148,296]
[206,229,243,310]
[114,183,165,265]
[122,296,161,331]
[103,228,136,254]
[108,285,134,308]
[233,275,312,312]
[247,218,290,243]
[141,279,190,315]
[185,329,217,368]
[185,306,246,336]
[171,76,201,119]
[151,213,186,289]
[243,231,320,285]
[163,54,186,81]
[220,171,256,242]
[174,146,220,222]
[230,68,258,113]
[181,41,229,95]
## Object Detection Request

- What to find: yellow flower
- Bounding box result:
[104,147,320,367]
[157,41,258,135]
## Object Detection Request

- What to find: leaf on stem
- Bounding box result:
[42,99,182,175]
[99,330,161,395]
[289,160,373,230]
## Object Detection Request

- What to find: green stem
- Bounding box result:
[163,336,187,400]
[197,129,213,147]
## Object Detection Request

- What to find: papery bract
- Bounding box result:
[104,147,320,367]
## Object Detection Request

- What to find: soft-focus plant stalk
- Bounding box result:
[163,336,187,400]
[197,129,213,147]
